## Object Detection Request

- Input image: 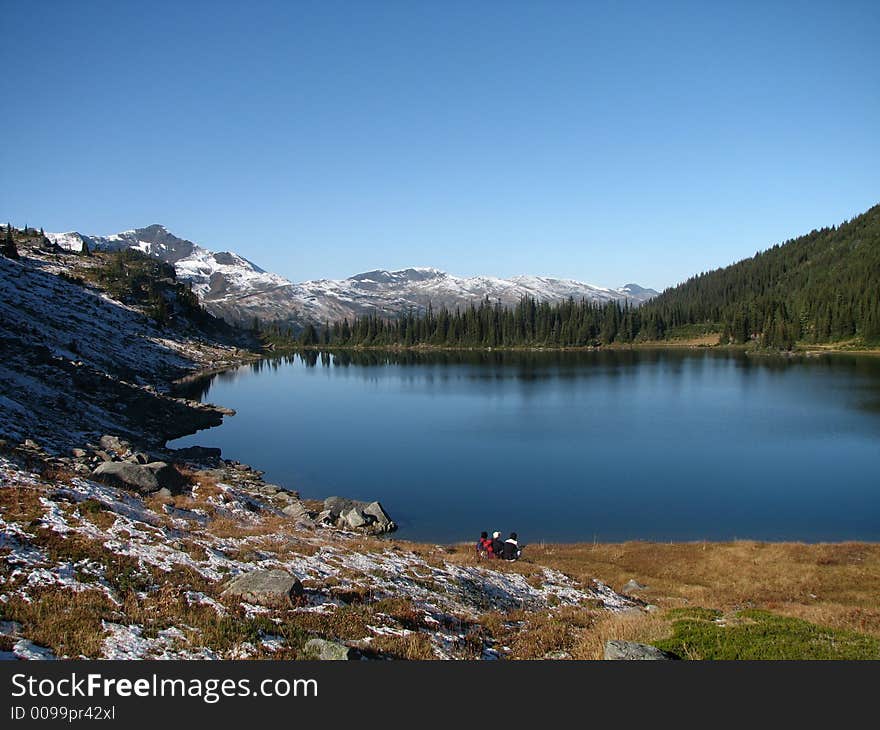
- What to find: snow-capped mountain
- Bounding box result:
[48,225,301,326]
[48,225,658,327]
[290,268,659,324]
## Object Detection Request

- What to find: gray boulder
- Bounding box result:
[341,507,368,529]
[93,461,158,493]
[144,462,188,492]
[604,640,678,660]
[618,607,646,617]
[301,638,359,661]
[542,650,572,660]
[362,501,395,531]
[92,461,187,495]
[316,509,334,525]
[621,579,648,594]
[99,434,131,456]
[324,496,361,519]
[323,497,397,534]
[124,452,150,465]
[282,501,311,520]
[221,570,303,607]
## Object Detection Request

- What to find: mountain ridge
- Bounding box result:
[47,225,658,329]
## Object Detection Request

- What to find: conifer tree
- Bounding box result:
[299,323,318,346]
[2,224,19,259]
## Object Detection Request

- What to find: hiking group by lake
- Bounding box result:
[171,349,880,544]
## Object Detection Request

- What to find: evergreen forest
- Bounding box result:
[293,203,880,350]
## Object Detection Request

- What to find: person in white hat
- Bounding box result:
[490,531,504,558]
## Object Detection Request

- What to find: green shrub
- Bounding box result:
[655,608,880,660]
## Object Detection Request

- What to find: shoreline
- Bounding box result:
[260,341,880,357]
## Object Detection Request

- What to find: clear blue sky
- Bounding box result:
[2,1,878,289]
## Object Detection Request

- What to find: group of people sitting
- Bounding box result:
[477,531,522,561]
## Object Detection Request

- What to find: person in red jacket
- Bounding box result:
[476,531,493,558]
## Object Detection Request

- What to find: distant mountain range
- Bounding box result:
[47,225,658,328]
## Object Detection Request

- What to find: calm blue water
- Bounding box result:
[170,350,880,543]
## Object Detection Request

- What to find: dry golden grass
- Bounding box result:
[525,540,880,640]
[500,607,587,659]
[572,611,671,660]
[437,539,880,659]
[2,589,115,657]
[206,513,292,539]
[78,499,117,530]
[0,482,45,524]
[182,470,225,498]
[143,471,223,515]
[476,605,667,660]
[286,604,371,641]
[366,632,437,660]
[37,463,81,483]
[251,537,321,560]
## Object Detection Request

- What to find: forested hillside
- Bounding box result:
[316,204,879,350]
[644,203,880,348]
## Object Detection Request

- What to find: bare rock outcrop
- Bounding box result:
[92,461,188,495]
[221,569,304,607]
[321,496,396,534]
[604,640,678,660]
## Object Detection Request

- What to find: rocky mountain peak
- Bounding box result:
[48,224,658,329]
[617,283,659,297]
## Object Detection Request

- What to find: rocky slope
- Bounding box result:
[48,225,658,329]
[0,227,254,454]
[0,444,644,660]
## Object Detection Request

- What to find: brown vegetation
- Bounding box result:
[4,458,879,660]
[527,540,880,644]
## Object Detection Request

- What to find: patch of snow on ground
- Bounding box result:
[100,622,218,660]
[10,639,57,660]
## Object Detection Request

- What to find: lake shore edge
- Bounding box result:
[261,339,880,357]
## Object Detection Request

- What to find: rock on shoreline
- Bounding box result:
[319,496,397,534]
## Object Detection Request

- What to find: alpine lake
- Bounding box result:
[170,349,880,544]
